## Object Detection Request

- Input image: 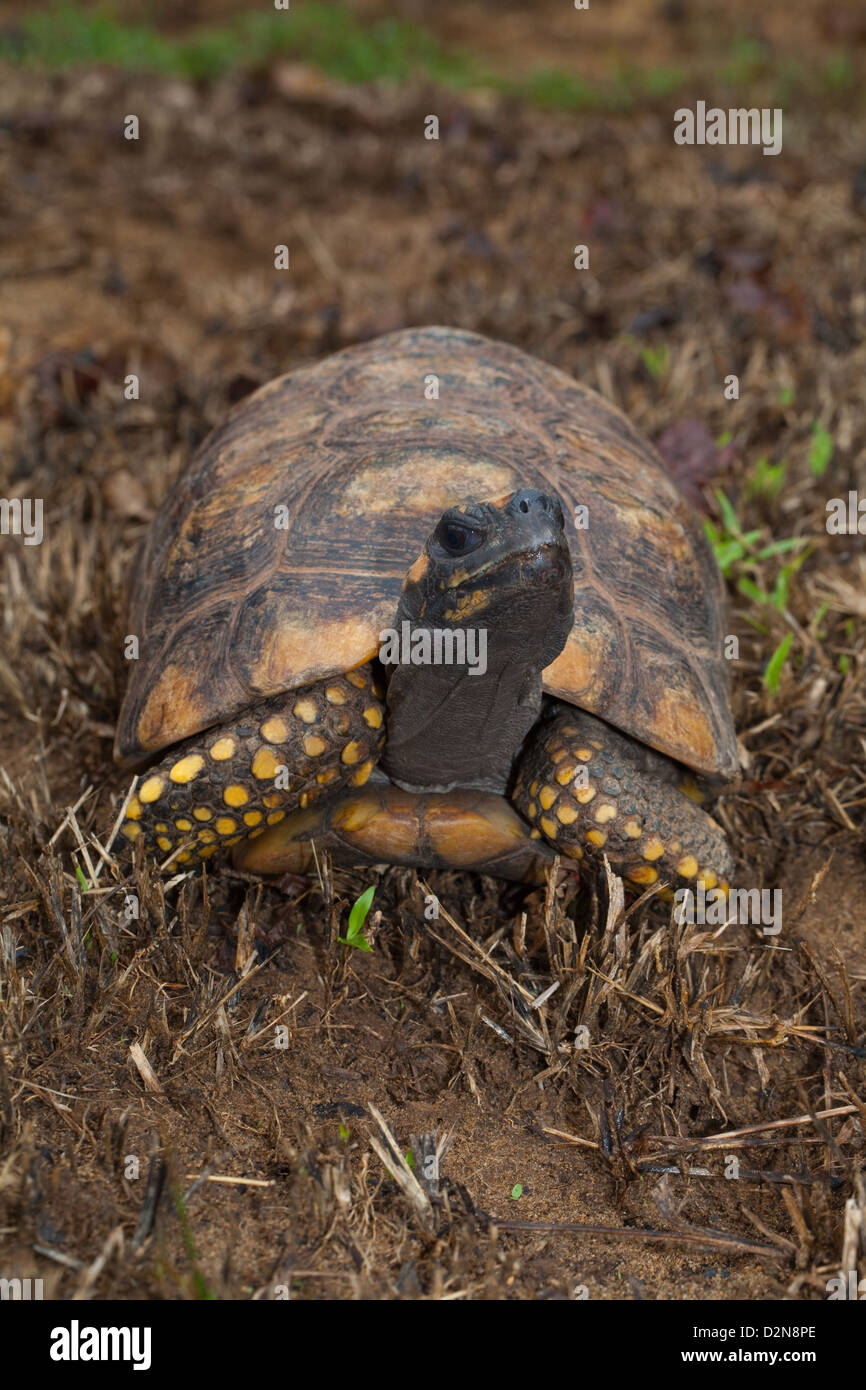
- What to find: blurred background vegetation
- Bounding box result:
[0,0,861,108]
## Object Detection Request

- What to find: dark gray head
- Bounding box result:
[381,489,574,794]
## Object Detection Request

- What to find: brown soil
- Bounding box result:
[0,1,864,1301]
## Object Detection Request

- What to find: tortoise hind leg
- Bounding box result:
[512,705,733,893]
[120,663,385,867]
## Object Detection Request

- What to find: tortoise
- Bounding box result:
[115,326,738,892]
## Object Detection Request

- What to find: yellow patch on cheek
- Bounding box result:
[125,796,143,820]
[209,737,236,761]
[293,697,319,723]
[556,803,578,825]
[193,806,212,821]
[341,740,364,765]
[585,828,606,847]
[594,803,617,824]
[539,786,556,811]
[244,811,263,827]
[677,855,699,878]
[156,836,173,853]
[628,865,658,885]
[215,817,237,835]
[406,552,429,584]
[223,784,250,807]
[539,816,557,838]
[624,818,642,839]
[575,786,597,805]
[363,707,383,729]
[303,735,328,757]
[121,822,141,840]
[351,760,375,786]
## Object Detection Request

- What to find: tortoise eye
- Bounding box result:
[435,516,486,556]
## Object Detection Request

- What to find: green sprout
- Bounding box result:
[338,885,375,952]
[640,344,670,380]
[704,489,809,691]
[510,1183,524,1200]
[745,455,787,501]
[763,632,793,693]
[808,421,833,477]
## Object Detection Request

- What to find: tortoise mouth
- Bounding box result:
[468,538,571,597]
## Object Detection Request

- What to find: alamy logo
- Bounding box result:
[826,492,866,534]
[826,1271,866,1300]
[0,1276,43,1299]
[675,885,782,935]
[0,497,43,545]
[674,102,782,156]
[379,620,487,675]
[49,1321,152,1371]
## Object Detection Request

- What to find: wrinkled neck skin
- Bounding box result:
[381,587,573,795]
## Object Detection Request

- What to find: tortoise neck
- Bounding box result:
[379,582,571,793]
[381,645,544,795]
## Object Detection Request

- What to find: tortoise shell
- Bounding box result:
[115,326,738,780]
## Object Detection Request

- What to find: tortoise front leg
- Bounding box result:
[512,704,733,893]
[120,664,385,867]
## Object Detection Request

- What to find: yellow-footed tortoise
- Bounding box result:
[115,326,738,892]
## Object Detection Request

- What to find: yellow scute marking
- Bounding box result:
[654,690,717,772]
[258,615,383,693]
[137,663,208,752]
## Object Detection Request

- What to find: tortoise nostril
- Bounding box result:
[519,498,530,513]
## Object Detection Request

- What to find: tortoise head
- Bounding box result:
[382,490,574,795]
[397,488,574,670]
